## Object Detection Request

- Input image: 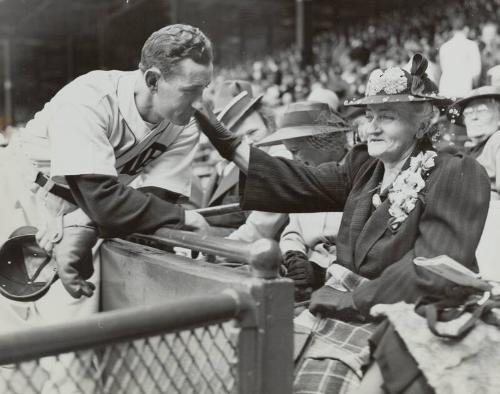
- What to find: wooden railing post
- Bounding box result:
[237,241,294,394]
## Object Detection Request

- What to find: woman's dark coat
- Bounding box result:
[240,142,490,316]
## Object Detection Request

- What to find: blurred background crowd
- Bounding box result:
[211,0,500,108]
[1,0,500,164]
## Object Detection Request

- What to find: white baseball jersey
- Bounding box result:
[19,69,199,197]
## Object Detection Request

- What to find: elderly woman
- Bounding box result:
[194,54,490,393]
[450,85,500,200]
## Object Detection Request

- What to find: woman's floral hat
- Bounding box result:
[345,54,450,107]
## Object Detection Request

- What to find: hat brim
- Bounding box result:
[216,93,263,131]
[225,94,263,130]
[345,94,451,107]
[256,125,350,147]
[452,93,500,110]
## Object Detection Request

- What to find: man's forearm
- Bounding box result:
[66,174,185,237]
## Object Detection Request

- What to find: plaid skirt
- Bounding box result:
[294,316,378,394]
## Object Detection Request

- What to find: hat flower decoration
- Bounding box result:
[345,53,450,107]
[373,150,437,232]
[366,67,408,96]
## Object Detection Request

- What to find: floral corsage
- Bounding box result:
[373,151,437,232]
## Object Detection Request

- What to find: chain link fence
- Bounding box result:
[1,234,295,394]
[0,294,245,394]
[1,322,239,394]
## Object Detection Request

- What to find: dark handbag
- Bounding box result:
[0,226,58,302]
[415,290,500,340]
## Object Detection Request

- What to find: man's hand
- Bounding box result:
[36,216,63,254]
[53,210,98,298]
[309,285,365,322]
[184,210,210,236]
[284,250,325,288]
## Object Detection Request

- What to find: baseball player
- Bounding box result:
[0,24,212,392]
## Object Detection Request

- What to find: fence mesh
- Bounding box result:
[0,321,239,394]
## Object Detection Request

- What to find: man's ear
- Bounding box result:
[144,68,162,91]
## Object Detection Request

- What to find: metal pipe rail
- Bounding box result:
[130,227,282,279]
[193,202,242,217]
[0,290,254,366]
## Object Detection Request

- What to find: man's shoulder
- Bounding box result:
[55,70,133,105]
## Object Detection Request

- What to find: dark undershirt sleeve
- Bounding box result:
[136,186,181,203]
[65,174,185,238]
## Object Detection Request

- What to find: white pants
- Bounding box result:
[0,142,100,393]
[476,200,500,281]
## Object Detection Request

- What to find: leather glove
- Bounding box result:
[193,107,242,161]
[284,250,325,288]
[309,285,366,322]
[53,210,98,298]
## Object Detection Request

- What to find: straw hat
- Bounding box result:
[256,101,350,147]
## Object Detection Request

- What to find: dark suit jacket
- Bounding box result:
[203,164,248,228]
[240,142,491,316]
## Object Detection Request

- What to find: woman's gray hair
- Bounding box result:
[399,101,440,139]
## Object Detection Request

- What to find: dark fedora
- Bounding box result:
[0,226,58,302]
[345,54,450,107]
[213,80,263,130]
[256,101,351,147]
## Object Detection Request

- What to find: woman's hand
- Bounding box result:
[193,102,242,161]
[284,250,325,288]
[309,286,366,322]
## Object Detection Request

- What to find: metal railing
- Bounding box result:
[0,292,252,394]
[1,225,294,394]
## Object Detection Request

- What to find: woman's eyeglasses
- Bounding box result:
[463,104,490,118]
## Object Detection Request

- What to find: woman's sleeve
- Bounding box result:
[352,154,491,316]
[240,145,370,213]
[279,214,309,255]
[227,211,289,243]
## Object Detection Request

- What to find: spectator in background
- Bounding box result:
[487,64,500,86]
[307,82,340,111]
[450,85,500,199]
[256,102,350,297]
[439,17,482,97]
[202,80,290,241]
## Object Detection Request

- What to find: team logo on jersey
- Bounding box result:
[119,142,167,176]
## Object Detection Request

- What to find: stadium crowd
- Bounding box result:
[212,0,500,109]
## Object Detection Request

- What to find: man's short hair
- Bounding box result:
[139,24,213,77]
